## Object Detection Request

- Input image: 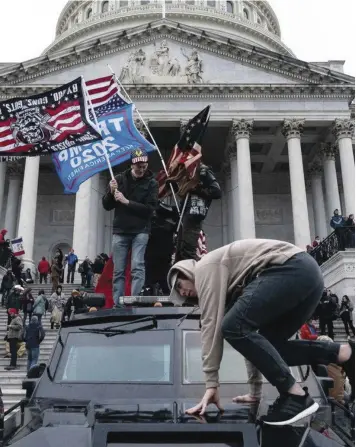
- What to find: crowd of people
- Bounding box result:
[306,210,355,254]
[301,288,355,340]
[1,284,100,372]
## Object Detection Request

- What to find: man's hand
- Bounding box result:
[185,388,223,416]
[114,190,129,205]
[109,179,118,194]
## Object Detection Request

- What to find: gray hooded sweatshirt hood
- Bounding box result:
[167,259,196,306]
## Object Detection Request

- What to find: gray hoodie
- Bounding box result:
[167,238,302,389]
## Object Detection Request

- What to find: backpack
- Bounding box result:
[44,297,49,311]
[78,263,84,274]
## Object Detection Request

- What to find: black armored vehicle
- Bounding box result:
[2,296,354,447]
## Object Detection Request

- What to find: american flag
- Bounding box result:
[196,230,208,259]
[86,75,128,118]
[157,105,210,198]
[171,230,207,265]
[0,77,101,156]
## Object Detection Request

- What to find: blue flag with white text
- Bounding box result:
[52,104,155,193]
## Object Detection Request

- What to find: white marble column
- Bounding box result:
[319,143,341,220]
[224,165,234,243]
[4,173,22,239]
[282,119,311,248]
[220,166,229,246]
[135,118,150,139]
[332,119,355,215]
[72,178,92,262]
[0,161,6,219]
[17,157,40,269]
[87,174,100,261]
[96,174,107,255]
[232,119,256,239]
[307,161,328,239]
[228,145,240,241]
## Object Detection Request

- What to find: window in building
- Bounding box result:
[74,15,79,24]
[186,0,195,5]
[119,0,128,6]
[86,8,92,19]
[102,1,109,13]
[141,0,150,4]
[226,1,233,13]
[257,16,261,24]
[207,0,216,7]
[243,8,249,19]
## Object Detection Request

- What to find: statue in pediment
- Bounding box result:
[119,49,146,83]
[151,40,170,75]
[181,48,203,84]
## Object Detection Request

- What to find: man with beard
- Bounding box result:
[102,149,158,306]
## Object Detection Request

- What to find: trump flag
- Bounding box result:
[0,77,101,156]
[52,103,155,194]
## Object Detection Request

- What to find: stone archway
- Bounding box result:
[49,241,71,263]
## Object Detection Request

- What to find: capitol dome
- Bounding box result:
[44,0,294,56]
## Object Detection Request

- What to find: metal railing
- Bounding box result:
[328,398,355,446]
[0,399,27,446]
[310,227,355,266]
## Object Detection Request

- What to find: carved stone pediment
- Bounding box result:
[1,21,353,89]
[22,38,309,88]
[119,41,204,85]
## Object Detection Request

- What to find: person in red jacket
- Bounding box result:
[37,257,51,284]
[300,319,318,340]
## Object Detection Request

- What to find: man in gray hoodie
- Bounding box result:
[167,239,355,426]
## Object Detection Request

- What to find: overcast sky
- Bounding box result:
[0,0,354,76]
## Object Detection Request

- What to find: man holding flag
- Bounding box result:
[157,105,221,262]
[102,148,158,306]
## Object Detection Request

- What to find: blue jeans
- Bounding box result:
[112,233,149,305]
[27,347,39,372]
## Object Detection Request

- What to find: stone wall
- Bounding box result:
[321,249,355,305]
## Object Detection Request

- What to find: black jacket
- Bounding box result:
[184,164,221,221]
[24,322,45,349]
[65,295,85,319]
[7,290,22,311]
[1,272,14,291]
[102,169,158,234]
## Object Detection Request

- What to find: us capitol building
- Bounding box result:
[0,0,354,277]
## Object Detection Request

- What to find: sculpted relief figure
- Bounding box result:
[119,49,146,83]
[181,48,203,84]
[150,40,180,76]
[119,42,204,83]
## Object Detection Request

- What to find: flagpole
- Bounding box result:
[82,76,115,181]
[107,64,181,213]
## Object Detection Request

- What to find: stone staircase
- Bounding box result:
[316,320,351,343]
[0,282,85,411]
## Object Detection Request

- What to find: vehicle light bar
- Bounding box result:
[119,296,173,305]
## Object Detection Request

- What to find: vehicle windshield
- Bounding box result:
[55,330,173,383]
[183,331,302,384]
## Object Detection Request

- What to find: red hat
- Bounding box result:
[8,308,18,315]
